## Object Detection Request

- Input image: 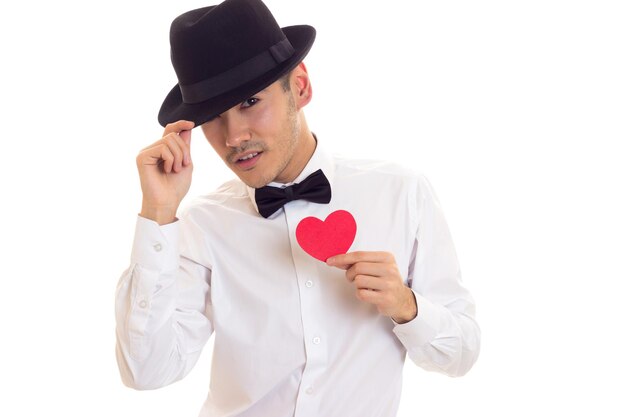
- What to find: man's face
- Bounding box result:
[201,76,305,188]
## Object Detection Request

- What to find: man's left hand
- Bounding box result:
[326,251,417,324]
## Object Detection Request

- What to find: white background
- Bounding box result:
[1,0,625,415]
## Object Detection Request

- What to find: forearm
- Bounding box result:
[394,174,481,376]
[116,268,185,389]
[115,217,212,389]
[393,290,480,377]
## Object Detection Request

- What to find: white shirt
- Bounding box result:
[115,143,480,417]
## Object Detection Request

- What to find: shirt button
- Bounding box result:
[305,387,314,395]
[153,243,162,252]
[305,280,313,288]
[138,300,148,308]
[313,336,321,345]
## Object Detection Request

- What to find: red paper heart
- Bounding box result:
[296,210,357,262]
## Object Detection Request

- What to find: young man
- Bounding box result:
[116,0,480,416]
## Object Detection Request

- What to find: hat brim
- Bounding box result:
[157,25,315,128]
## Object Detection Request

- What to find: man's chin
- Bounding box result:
[237,172,273,189]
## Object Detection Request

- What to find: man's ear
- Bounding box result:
[291,62,313,110]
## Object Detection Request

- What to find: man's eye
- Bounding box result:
[241,97,259,108]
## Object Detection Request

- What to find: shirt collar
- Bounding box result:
[246,134,335,217]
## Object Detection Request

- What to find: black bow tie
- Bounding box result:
[254,169,332,218]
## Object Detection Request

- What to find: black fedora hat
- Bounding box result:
[158,0,316,127]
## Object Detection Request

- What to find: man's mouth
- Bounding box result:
[238,152,259,161]
[234,151,263,169]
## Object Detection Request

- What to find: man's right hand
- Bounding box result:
[136,120,195,225]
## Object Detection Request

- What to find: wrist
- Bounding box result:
[392,288,418,324]
[140,202,178,225]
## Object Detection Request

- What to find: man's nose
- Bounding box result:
[222,110,251,148]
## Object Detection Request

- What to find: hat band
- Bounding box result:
[179,38,295,104]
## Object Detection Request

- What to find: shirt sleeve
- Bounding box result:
[115,215,213,390]
[392,174,481,377]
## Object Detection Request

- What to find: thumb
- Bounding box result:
[179,127,193,145]
[178,126,193,166]
[176,119,194,145]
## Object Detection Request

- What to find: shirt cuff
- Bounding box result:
[392,290,440,347]
[130,215,180,272]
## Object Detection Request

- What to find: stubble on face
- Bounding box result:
[263,92,301,184]
[234,92,301,188]
[201,76,307,189]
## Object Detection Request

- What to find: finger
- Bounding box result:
[345,262,392,281]
[158,145,175,174]
[353,274,385,291]
[179,128,192,147]
[327,251,394,268]
[327,252,362,270]
[328,260,351,271]
[168,131,192,167]
[137,143,171,167]
[163,120,195,137]
[163,134,185,172]
[179,130,192,165]
[144,133,191,168]
[355,287,382,304]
